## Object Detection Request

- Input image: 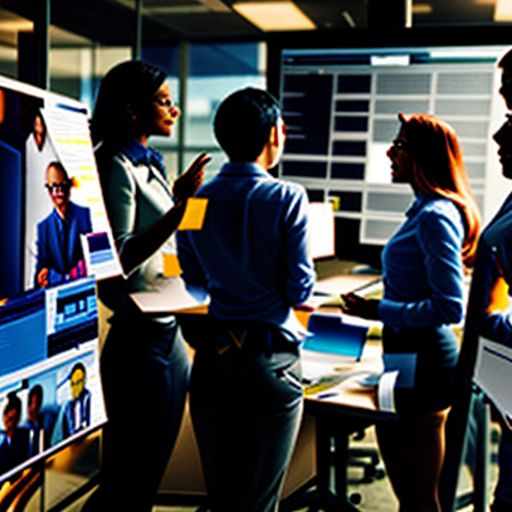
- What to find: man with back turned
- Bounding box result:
[177,87,315,512]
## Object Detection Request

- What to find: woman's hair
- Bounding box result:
[90,60,167,152]
[399,113,480,267]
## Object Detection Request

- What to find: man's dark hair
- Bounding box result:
[28,385,43,408]
[214,87,282,162]
[498,48,512,71]
[70,362,86,378]
[4,392,21,416]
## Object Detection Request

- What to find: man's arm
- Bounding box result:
[283,185,316,306]
[379,206,465,328]
[104,157,204,276]
[176,230,207,288]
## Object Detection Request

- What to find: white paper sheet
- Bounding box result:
[130,277,210,313]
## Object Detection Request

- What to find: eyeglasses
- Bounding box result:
[152,96,175,109]
[391,138,410,151]
[45,182,71,193]
[70,378,85,387]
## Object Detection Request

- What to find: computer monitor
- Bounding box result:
[268,26,512,264]
[0,290,46,376]
[308,202,335,260]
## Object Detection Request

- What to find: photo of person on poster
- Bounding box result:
[34,161,93,288]
[20,384,58,455]
[61,362,91,439]
[24,111,58,290]
[0,393,30,477]
[51,362,92,445]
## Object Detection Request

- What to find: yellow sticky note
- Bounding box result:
[163,253,182,278]
[178,198,208,231]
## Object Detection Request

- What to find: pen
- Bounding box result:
[350,278,381,294]
[317,392,337,399]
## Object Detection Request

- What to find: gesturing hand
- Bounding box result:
[340,292,380,320]
[173,152,211,202]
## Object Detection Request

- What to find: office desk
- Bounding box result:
[281,341,397,512]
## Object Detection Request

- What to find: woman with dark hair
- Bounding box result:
[84,60,209,511]
[341,113,480,512]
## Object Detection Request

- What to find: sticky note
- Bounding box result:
[178,198,208,231]
[163,253,182,278]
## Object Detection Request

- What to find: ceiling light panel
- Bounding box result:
[495,0,512,20]
[232,1,316,31]
[412,3,433,14]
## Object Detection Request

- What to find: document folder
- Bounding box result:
[304,312,368,360]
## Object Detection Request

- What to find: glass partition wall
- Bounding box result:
[0,7,32,79]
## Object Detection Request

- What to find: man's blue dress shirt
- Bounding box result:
[177,162,315,340]
[379,194,466,329]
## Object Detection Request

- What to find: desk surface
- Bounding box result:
[314,274,381,297]
[129,272,382,314]
[302,340,395,421]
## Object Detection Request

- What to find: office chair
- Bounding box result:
[342,429,386,507]
[348,429,385,483]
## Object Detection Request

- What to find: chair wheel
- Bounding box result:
[349,493,362,505]
[375,467,386,479]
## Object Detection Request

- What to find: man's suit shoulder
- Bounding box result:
[70,201,91,217]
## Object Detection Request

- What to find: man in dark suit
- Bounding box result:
[35,161,92,288]
[21,384,58,455]
[484,47,512,512]
[0,392,30,477]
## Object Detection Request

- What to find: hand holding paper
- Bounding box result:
[341,292,380,320]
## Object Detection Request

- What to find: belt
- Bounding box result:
[177,314,296,356]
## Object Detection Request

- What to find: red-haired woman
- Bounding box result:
[342,113,480,511]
